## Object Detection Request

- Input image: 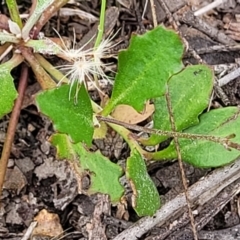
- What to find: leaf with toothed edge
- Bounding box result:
[153,107,240,168]
[36,84,94,146]
[102,26,184,115]
[51,133,124,203]
[144,65,214,146]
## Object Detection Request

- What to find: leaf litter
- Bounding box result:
[1,0,240,239]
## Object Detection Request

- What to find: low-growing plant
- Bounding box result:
[1,0,240,216]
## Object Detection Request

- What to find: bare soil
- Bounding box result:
[1,0,240,239]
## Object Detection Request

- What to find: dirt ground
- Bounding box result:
[1,0,240,239]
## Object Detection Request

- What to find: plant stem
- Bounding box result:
[3,53,24,69]
[91,102,147,156]
[107,121,147,155]
[22,0,57,40]
[6,0,23,28]
[33,0,69,38]
[0,64,28,198]
[93,0,107,102]
[35,53,68,83]
[94,0,106,49]
[101,101,114,116]
[21,48,56,89]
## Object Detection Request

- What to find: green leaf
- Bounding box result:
[154,107,240,168]
[0,32,18,44]
[51,133,124,203]
[126,149,160,216]
[0,67,18,118]
[102,26,184,115]
[0,54,23,118]
[22,0,54,39]
[36,84,93,146]
[50,133,76,160]
[24,39,62,55]
[145,65,214,145]
[6,0,22,28]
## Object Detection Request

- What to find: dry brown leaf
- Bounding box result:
[111,102,155,124]
[31,209,63,239]
[4,166,27,194]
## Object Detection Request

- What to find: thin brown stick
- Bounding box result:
[97,116,240,151]
[149,0,158,27]
[177,8,236,45]
[165,89,198,240]
[158,0,178,29]
[114,156,240,240]
[185,44,240,56]
[0,64,28,197]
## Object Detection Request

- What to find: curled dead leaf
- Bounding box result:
[111,102,155,124]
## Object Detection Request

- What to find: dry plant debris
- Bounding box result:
[1,0,240,240]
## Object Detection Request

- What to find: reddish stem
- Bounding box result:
[0,14,10,31]
[0,64,28,197]
[21,47,56,89]
[33,0,69,38]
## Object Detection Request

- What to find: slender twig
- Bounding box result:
[179,9,235,45]
[185,44,240,56]
[218,67,240,87]
[113,156,240,240]
[141,0,148,19]
[149,0,157,27]
[158,0,177,29]
[21,221,37,240]
[0,63,28,197]
[165,89,198,240]
[194,0,227,17]
[97,116,240,151]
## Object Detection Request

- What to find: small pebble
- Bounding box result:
[7,159,14,168]
[27,123,36,132]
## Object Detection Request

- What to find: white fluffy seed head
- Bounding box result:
[56,35,115,99]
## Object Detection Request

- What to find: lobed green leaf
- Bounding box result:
[102,26,184,115]
[36,84,94,146]
[154,107,240,168]
[145,65,214,145]
[51,133,124,203]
